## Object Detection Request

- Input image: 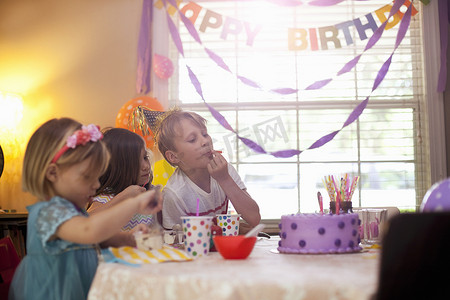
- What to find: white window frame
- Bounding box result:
[151,0,447,213]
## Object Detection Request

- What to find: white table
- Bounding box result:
[88,237,380,300]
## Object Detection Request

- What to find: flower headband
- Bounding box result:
[51,124,103,163]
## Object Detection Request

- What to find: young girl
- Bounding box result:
[155,109,261,230]
[87,128,156,230]
[9,118,162,300]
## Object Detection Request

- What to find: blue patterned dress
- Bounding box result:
[9,197,99,300]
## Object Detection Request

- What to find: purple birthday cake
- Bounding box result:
[278,213,362,254]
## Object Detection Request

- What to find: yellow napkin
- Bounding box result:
[103,246,192,265]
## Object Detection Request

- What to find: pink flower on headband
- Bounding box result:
[66,125,102,148]
[51,124,103,163]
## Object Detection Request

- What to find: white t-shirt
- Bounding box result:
[162,163,246,229]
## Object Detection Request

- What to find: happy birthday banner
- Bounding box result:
[154,0,412,157]
[163,0,418,94]
[178,0,417,52]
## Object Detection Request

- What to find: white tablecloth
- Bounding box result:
[88,237,380,300]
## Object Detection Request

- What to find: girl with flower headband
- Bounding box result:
[87,127,156,231]
[9,118,162,300]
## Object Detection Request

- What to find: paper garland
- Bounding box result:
[165,0,410,156]
[158,0,412,157]
[179,1,417,53]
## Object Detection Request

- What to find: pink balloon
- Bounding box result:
[153,53,174,79]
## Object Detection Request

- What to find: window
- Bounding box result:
[154,0,432,220]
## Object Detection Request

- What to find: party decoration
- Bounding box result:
[178,1,417,52]
[153,53,174,79]
[115,96,164,149]
[152,159,175,186]
[136,0,153,94]
[164,0,415,95]
[437,0,448,92]
[420,178,450,212]
[161,0,412,157]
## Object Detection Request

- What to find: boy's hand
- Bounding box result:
[207,151,230,182]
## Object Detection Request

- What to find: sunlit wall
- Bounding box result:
[0,0,143,211]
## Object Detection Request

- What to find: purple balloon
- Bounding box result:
[420,178,450,212]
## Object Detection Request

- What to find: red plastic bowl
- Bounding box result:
[213,235,257,259]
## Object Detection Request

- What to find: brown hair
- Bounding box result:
[96,127,149,195]
[155,110,207,166]
[22,118,110,201]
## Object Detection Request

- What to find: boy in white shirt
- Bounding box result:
[155,109,261,230]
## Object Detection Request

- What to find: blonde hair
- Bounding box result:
[22,118,110,201]
[155,110,207,166]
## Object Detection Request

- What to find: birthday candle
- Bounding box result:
[317,191,323,215]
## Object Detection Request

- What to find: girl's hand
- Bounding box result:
[132,224,150,234]
[207,151,230,182]
[119,185,146,200]
[135,189,163,215]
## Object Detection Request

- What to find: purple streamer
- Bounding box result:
[337,55,362,76]
[205,48,232,73]
[309,0,345,6]
[204,103,235,132]
[177,5,203,44]
[394,2,412,49]
[136,0,152,94]
[270,88,299,95]
[271,149,302,158]
[308,130,340,149]
[164,0,184,57]
[343,98,368,127]
[438,0,448,92]
[336,0,404,76]
[239,137,267,154]
[161,0,413,157]
[237,76,261,89]
[372,55,392,91]
[187,66,204,100]
[305,78,333,90]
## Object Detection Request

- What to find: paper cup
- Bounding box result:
[216,214,240,236]
[181,216,213,258]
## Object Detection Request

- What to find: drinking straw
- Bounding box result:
[196,198,200,216]
[348,176,359,201]
[323,176,335,201]
[331,176,341,214]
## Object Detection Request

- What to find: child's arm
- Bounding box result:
[56,190,162,245]
[100,224,149,248]
[88,185,146,214]
[207,152,261,227]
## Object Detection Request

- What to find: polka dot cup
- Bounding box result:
[216,214,240,236]
[181,216,213,258]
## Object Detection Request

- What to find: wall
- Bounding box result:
[0,0,149,211]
